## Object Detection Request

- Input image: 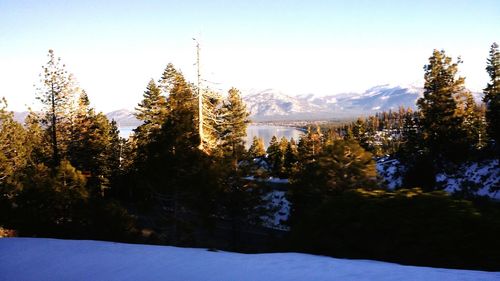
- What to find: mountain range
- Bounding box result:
[13,84,482,125]
[243,84,423,121]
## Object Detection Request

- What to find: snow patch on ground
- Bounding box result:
[377,157,500,199]
[243,176,289,184]
[376,156,403,189]
[261,190,290,231]
[1,238,498,281]
[437,159,500,199]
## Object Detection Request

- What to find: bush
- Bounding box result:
[290,188,500,270]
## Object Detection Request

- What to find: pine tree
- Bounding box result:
[158,63,179,94]
[134,79,167,140]
[484,42,500,147]
[17,160,89,235]
[458,92,487,149]
[159,63,220,153]
[417,49,467,161]
[267,136,283,176]
[24,110,51,165]
[279,137,288,153]
[160,66,199,153]
[297,126,322,163]
[142,64,217,244]
[283,138,299,177]
[0,98,29,191]
[247,136,266,159]
[107,120,122,190]
[133,79,168,167]
[291,139,376,222]
[36,49,76,168]
[199,88,222,153]
[67,92,117,196]
[352,117,368,148]
[218,87,250,168]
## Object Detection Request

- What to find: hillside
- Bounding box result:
[0,238,498,281]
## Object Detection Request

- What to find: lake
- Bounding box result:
[119,124,304,148]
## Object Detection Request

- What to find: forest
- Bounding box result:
[0,43,499,270]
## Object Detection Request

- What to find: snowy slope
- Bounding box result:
[261,190,291,231]
[376,157,500,199]
[243,85,424,121]
[437,159,500,199]
[1,238,498,281]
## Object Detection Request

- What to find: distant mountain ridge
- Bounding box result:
[243,84,423,121]
[243,85,483,121]
[11,84,483,124]
[106,109,139,127]
[12,109,141,127]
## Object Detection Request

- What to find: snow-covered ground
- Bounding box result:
[377,157,500,199]
[376,157,403,189]
[437,159,500,199]
[261,190,290,231]
[0,238,498,281]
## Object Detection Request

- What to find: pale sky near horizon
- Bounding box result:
[0,0,498,112]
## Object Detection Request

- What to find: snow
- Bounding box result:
[437,159,500,199]
[243,176,289,184]
[261,190,290,231]
[1,238,498,281]
[376,157,403,189]
[377,157,499,199]
[242,85,424,120]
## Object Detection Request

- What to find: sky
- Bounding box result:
[0,0,498,112]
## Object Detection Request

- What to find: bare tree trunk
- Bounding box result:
[51,83,59,168]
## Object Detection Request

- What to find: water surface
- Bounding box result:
[119,124,304,149]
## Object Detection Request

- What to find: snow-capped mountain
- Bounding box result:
[335,84,423,111]
[242,89,325,119]
[243,84,424,121]
[106,109,139,127]
[10,85,483,124]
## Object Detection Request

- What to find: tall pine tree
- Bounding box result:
[417,49,467,161]
[218,87,250,168]
[484,42,500,148]
[36,49,76,168]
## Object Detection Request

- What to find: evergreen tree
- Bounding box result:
[267,136,283,176]
[484,42,500,147]
[417,49,467,161]
[297,126,322,163]
[247,136,266,159]
[24,110,51,165]
[36,49,76,168]
[199,88,222,153]
[133,79,168,168]
[459,92,487,149]
[291,139,376,222]
[216,89,258,250]
[218,87,249,168]
[159,66,199,153]
[134,79,167,140]
[352,118,368,148]
[67,92,117,196]
[16,160,89,235]
[279,137,289,153]
[141,64,220,244]
[0,98,29,192]
[107,120,122,190]
[283,138,298,177]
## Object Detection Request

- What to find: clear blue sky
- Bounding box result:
[0,0,498,111]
